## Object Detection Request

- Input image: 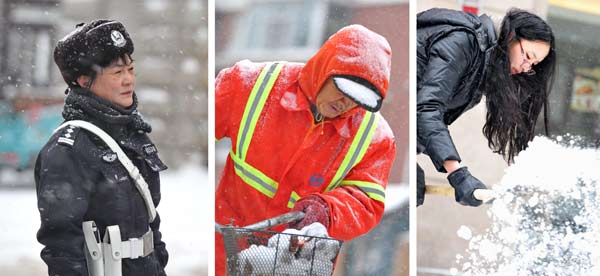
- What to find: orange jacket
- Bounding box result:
[215,25,395,275]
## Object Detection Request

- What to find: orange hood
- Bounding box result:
[298,24,392,105]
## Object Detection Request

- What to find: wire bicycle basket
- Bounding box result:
[222,227,343,275]
[217,212,343,276]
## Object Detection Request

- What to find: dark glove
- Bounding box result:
[289,195,330,230]
[447,167,487,207]
[417,163,425,206]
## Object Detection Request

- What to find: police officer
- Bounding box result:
[35,19,168,276]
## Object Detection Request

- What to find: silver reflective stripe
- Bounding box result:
[237,63,279,160]
[233,160,277,195]
[358,186,386,199]
[289,197,298,205]
[338,113,376,181]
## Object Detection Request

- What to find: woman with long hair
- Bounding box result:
[416,8,556,206]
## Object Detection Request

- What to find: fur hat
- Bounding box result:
[54,19,134,87]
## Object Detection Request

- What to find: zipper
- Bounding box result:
[278,114,326,193]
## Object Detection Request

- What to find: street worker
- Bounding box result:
[215,24,396,275]
[417,8,556,206]
[35,19,168,276]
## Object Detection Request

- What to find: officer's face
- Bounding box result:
[315,78,358,119]
[89,55,136,108]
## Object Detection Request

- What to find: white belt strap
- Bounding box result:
[83,221,104,276]
[54,120,157,222]
[103,225,123,276]
[120,230,154,259]
[83,222,155,276]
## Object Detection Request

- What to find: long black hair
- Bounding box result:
[482,8,556,163]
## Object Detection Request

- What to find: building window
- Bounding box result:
[4,24,54,87]
[547,5,600,142]
[227,0,330,57]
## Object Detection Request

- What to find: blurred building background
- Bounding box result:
[215,0,410,275]
[417,0,600,275]
[0,0,208,188]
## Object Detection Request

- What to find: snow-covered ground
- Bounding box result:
[0,164,209,275]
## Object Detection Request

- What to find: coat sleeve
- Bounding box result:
[319,115,396,240]
[146,168,168,274]
[215,61,263,141]
[215,66,235,140]
[150,213,168,275]
[417,31,476,172]
[137,145,169,273]
[35,142,94,276]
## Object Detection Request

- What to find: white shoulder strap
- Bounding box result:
[54,120,157,222]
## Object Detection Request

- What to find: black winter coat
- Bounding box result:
[417,8,497,172]
[35,89,168,276]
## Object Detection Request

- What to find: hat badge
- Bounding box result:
[111,30,126,47]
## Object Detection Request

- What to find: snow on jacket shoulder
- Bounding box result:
[416,8,496,172]
[215,25,395,275]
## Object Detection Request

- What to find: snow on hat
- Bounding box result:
[332,75,383,112]
[298,24,391,113]
[54,19,134,87]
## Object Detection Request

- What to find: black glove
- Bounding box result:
[447,167,487,207]
[417,163,425,206]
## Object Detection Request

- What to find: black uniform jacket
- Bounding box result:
[417,8,497,172]
[35,114,169,276]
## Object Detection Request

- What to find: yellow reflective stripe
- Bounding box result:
[340,180,385,203]
[236,62,284,161]
[326,111,378,192]
[287,191,300,209]
[230,150,278,198]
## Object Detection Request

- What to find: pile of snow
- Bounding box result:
[455,136,600,276]
[236,223,341,275]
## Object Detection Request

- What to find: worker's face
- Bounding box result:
[509,39,550,75]
[79,55,136,108]
[315,78,358,119]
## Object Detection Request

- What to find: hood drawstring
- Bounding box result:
[310,103,325,135]
[320,119,325,135]
[310,102,323,122]
[314,111,323,123]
